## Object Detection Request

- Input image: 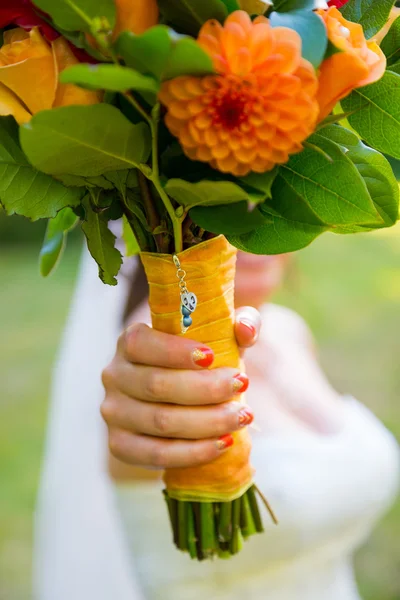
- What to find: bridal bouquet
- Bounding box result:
[1,0,400,560]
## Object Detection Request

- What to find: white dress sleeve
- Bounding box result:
[33,248,144,600]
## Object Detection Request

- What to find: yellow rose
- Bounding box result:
[0,27,101,125]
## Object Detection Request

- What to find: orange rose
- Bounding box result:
[0,27,101,124]
[316,7,386,120]
[113,0,159,39]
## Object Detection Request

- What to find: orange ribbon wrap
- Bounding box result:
[140,235,254,502]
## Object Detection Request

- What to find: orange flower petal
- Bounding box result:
[52,38,101,108]
[0,81,31,123]
[160,10,318,176]
[0,28,56,114]
[316,51,369,120]
[113,0,158,38]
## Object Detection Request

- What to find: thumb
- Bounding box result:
[234,306,262,356]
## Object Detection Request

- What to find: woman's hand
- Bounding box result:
[101,307,261,470]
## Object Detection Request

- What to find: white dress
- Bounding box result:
[33,249,400,600]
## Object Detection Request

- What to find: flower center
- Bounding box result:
[210,88,249,131]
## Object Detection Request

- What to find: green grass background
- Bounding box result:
[1,227,399,599]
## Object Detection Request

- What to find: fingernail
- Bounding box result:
[239,318,257,339]
[232,373,249,394]
[238,408,254,428]
[192,347,214,368]
[216,434,234,451]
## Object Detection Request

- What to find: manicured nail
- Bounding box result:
[238,408,254,428]
[232,373,249,394]
[238,318,257,339]
[192,347,214,368]
[216,434,234,451]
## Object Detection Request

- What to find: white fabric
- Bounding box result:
[34,248,400,600]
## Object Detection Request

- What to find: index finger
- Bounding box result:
[120,323,214,369]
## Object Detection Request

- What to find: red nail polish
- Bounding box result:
[192,347,214,368]
[239,319,257,338]
[216,434,234,451]
[232,373,249,394]
[238,408,254,427]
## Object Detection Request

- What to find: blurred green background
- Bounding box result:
[0,213,399,599]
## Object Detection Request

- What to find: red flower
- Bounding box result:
[327,0,350,7]
[0,0,58,41]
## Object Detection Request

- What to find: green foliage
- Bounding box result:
[342,72,400,160]
[317,125,399,228]
[32,0,116,32]
[220,0,240,12]
[20,105,151,178]
[164,179,265,208]
[341,0,395,39]
[157,0,228,36]
[269,9,327,68]
[115,27,214,82]
[190,202,268,234]
[381,16,400,66]
[0,117,83,220]
[81,194,122,285]
[39,208,78,277]
[279,135,380,226]
[272,0,315,12]
[60,64,160,94]
[122,214,140,256]
[228,213,327,254]
[162,37,215,79]
[115,27,173,79]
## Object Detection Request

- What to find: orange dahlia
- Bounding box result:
[159,11,319,176]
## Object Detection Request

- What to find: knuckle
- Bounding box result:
[145,371,170,401]
[124,322,149,360]
[108,429,128,459]
[100,398,115,424]
[152,406,172,435]
[150,444,170,469]
[101,364,116,390]
[208,377,227,403]
[190,442,215,466]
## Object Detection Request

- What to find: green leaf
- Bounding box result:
[342,72,400,160]
[60,64,159,94]
[122,214,140,256]
[272,0,315,11]
[56,173,115,188]
[317,125,399,227]
[0,117,83,220]
[384,153,400,181]
[157,0,228,36]
[238,168,279,200]
[341,0,395,39]
[20,105,151,178]
[32,0,116,32]
[389,61,400,74]
[40,207,78,277]
[228,214,327,254]
[264,174,327,226]
[269,9,327,68]
[220,0,240,12]
[279,135,381,225]
[115,27,173,80]
[81,195,122,285]
[190,201,268,234]
[162,37,215,80]
[380,16,400,65]
[165,179,262,208]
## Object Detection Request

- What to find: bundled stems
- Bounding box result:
[164,485,274,561]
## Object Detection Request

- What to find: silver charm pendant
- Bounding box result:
[173,255,197,333]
